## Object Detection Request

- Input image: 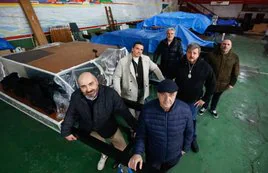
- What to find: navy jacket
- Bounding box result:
[134,99,193,163]
[61,85,137,137]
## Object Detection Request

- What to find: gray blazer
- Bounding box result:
[113,54,164,103]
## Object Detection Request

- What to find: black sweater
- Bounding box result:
[175,57,216,103]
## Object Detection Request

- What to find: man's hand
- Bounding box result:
[128,154,143,171]
[228,85,233,89]
[194,99,205,107]
[65,134,77,141]
[181,150,186,155]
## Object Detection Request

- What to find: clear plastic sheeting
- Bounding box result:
[93,48,128,86]
[0,62,6,81]
[53,91,69,120]
[136,12,212,34]
[54,74,75,100]
[0,46,125,121]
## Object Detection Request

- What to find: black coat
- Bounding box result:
[175,56,216,103]
[153,37,183,79]
[61,85,137,137]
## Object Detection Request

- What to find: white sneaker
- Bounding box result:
[210,110,219,119]
[97,154,108,171]
[199,107,207,115]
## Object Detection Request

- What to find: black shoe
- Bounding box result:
[112,161,120,169]
[191,140,199,153]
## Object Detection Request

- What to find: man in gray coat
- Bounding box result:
[113,41,164,118]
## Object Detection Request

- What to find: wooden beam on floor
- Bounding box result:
[19,0,48,46]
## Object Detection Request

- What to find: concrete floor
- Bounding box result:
[0,35,268,173]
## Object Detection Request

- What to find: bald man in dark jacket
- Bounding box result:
[200,39,240,118]
[61,72,137,171]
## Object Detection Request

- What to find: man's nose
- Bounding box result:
[163,96,170,102]
[86,86,92,92]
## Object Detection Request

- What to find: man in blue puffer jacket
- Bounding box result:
[128,79,193,172]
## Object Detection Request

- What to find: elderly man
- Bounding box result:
[113,41,164,118]
[199,39,240,118]
[153,27,183,79]
[61,72,137,171]
[175,43,216,153]
[128,79,193,172]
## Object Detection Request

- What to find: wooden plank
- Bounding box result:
[27,42,116,73]
[19,0,48,46]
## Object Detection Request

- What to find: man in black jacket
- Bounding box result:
[153,27,183,79]
[175,43,216,153]
[61,72,137,171]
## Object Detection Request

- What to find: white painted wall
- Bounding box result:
[202,4,243,18]
[0,0,162,38]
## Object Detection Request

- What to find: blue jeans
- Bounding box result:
[187,103,198,140]
[187,103,198,120]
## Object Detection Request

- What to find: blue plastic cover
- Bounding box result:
[0,38,14,50]
[91,25,214,54]
[217,19,238,26]
[136,12,212,34]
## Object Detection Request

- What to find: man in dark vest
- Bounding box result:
[153,27,183,79]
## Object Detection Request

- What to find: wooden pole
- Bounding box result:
[19,0,48,46]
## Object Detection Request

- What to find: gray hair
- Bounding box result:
[166,27,176,33]
[187,43,201,54]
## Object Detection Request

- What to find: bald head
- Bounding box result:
[78,72,97,86]
[220,39,232,54]
[78,72,99,99]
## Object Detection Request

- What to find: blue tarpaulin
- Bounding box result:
[217,19,238,26]
[205,14,239,27]
[136,12,212,34]
[0,38,14,50]
[91,25,214,54]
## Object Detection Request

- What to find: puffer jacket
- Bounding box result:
[134,99,193,163]
[153,37,183,78]
[207,49,240,92]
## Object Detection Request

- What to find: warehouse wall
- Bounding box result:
[0,0,163,40]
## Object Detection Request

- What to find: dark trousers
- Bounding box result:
[160,62,179,79]
[203,92,223,110]
[146,156,181,173]
[193,120,197,141]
